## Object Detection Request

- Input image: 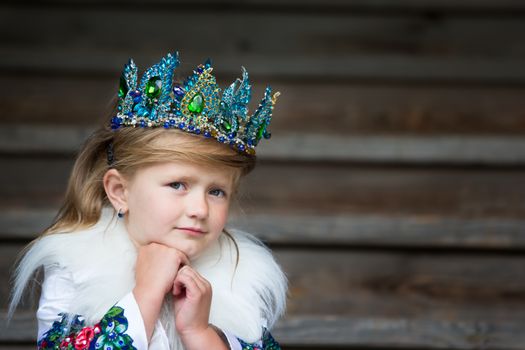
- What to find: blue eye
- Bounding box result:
[209,189,226,197]
[170,182,185,190]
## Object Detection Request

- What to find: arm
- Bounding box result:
[133,242,189,342]
[38,298,140,350]
[172,265,228,350]
[37,266,147,349]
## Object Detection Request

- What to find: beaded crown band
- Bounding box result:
[111,52,279,155]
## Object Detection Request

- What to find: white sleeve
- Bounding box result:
[37,267,150,349]
[36,264,76,340]
[114,292,149,349]
[221,329,244,350]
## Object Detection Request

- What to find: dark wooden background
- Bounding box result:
[2,1,525,349]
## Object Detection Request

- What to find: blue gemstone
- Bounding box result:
[130,90,141,97]
[247,139,253,146]
[140,120,146,127]
[173,85,185,98]
[133,96,142,103]
[204,131,211,138]
[219,136,225,142]
[169,119,176,125]
[164,122,169,128]
[229,141,235,146]
[195,129,201,134]
[238,144,245,151]
[228,133,235,139]
[196,67,203,74]
[188,125,195,131]
[178,122,185,129]
[149,109,158,120]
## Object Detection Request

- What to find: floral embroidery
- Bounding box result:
[38,306,136,350]
[238,330,281,350]
[93,306,135,349]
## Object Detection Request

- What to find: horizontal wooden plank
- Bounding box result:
[3,313,525,349]
[3,125,525,165]
[3,246,525,349]
[5,0,525,11]
[1,9,525,82]
[273,315,525,349]
[2,157,525,216]
[3,209,525,250]
[259,134,525,164]
[277,249,525,318]
[4,76,525,135]
[4,49,525,83]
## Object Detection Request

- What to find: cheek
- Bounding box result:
[212,203,230,228]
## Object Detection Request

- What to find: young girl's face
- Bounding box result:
[123,160,236,259]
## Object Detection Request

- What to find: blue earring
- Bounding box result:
[117,208,125,218]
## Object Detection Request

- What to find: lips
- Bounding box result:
[176,227,206,235]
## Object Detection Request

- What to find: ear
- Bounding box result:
[103,169,129,213]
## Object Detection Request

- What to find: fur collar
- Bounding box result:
[16,208,287,347]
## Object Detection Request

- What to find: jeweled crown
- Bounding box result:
[111,52,279,155]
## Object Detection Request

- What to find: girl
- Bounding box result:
[9,52,287,350]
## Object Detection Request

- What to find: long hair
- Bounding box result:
[45,125,256,235]
[9,122,256,317]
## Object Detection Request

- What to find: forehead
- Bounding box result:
[135,160,237,186]
[153,129,233,154]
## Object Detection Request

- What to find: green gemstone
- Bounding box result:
[257,125,266,140]
[223,120,231,131]
[118,75,128,98]
[188,94,204,113]
[145,77,162,99]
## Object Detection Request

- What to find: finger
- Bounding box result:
[178,266,209,293]
[174,269,202,299]
[172,278,185,297]
[174,249,190,267]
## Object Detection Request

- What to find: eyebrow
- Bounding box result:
[170,175,232,189]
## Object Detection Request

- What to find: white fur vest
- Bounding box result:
[12,207,287,349]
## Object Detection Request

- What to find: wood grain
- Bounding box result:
[2,156,525,216]
[3,77,525,134]
[3,246,525,348]
[3,209,525,250]
[1,8,525,82]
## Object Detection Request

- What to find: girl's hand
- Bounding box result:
[172,266,213,337]
[133,243,189,341]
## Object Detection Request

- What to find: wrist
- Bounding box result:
[179,325,229,350]
[132,286,165,342]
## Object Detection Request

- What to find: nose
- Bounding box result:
[186,191,209,219]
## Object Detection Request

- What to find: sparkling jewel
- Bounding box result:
[145,77,162,98]
[113,53,278,155]
[118,76,128,98]
[188,94,204,113]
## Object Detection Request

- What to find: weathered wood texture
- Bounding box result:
[1,1,525,349]
[2,154,525,218]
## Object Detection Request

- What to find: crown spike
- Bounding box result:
[112,53,278,155]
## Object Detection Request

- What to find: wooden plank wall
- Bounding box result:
[1,1,525,349]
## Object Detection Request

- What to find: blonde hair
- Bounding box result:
[44,124,256,235]
[8,122,256,318]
